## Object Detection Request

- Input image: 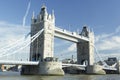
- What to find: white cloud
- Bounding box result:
[115,26,120,33]
[56,43,76,55]
[54,38,71,47]
[54,42,77,60]
[22,0,31,27]
[68,43,76,52]
[95,26,120,60]
[96,36,120,51]
[0,21,30,60]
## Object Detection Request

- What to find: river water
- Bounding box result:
[0,72,120,80]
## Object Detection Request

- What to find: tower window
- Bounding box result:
[41,16,44,20]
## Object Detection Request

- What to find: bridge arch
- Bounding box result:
[81,60,88,66]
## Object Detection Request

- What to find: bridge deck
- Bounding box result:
[62,63,86,67]
[62,63,86,70]
[103,67,117,71]
[0,60,39,65]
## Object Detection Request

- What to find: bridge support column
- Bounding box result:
[77,26,94,66]
[21,65,39,75]
[116,61,120,74]
[0,65,3,71]
[86,64,106,74]
[21,62,64,75]
[77,26,105,74]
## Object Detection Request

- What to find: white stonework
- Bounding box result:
[30,5,55,61]
[21,5,64,76]
[86,64,106,74]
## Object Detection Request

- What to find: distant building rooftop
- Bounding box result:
[105,57,118,66]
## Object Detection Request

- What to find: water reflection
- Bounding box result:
[0,72,120,80]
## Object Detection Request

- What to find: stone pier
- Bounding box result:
[116,61,120,74]
[86,64,106,74]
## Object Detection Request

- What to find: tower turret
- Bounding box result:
[39,5,48,21]
[51,10,55,24]
[31,11,36,23]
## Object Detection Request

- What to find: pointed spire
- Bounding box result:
[31,11,36,23]
[39,4,48,21]
[91,28,94,35]
[32,11,35,19]
[41,3,47,13]
[52,10,54,15]
[51,9,55,23]
[52,9,55,18]
[48,14,52,20]
[42,3,46,8]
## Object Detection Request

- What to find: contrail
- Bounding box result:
[23,0,31,27]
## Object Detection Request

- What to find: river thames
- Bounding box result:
[0,72,119,80]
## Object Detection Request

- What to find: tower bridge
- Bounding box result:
[0,5,119,75]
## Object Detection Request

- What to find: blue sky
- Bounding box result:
[0,0,120,34]
[0,0,120,61]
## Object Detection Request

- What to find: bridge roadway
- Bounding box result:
[0,60,39,65]
[0,60,117,71]
[62,63,86,70]
[103,66,117,71]
[55,27,89,43]
[0,60,86,70]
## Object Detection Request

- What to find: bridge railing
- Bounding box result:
[55,27,73,34]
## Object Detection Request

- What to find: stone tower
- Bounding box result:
[30,5,55,61]
[77,26,94,66]
[21,6,64,75]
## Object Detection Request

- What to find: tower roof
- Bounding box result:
[40,4,47,14]
[41,4,47,10]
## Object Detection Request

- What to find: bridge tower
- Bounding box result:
[77,27,106,74]
[21,5,64,75]
[30,5,55,61]
[77,26,94,66]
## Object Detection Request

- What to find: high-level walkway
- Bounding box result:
[55,27,89,43]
